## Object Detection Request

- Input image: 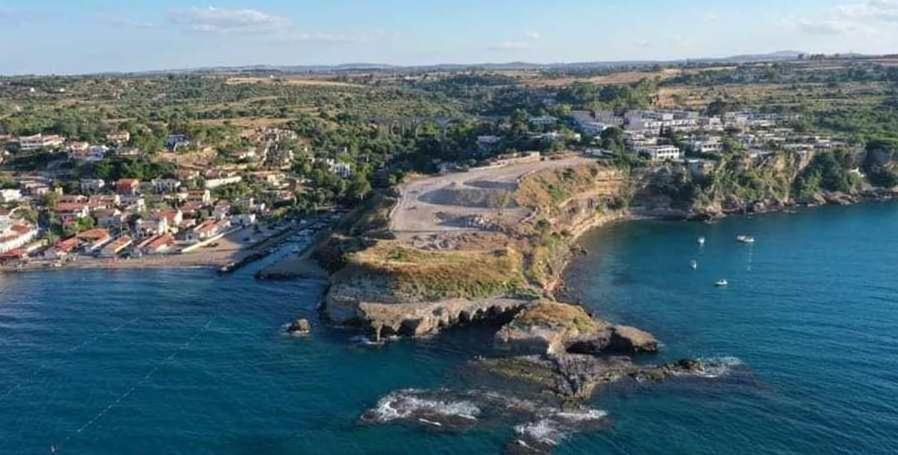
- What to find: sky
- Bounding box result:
[2,0,898,74]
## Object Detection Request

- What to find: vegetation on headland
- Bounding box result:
[345,241,528,302]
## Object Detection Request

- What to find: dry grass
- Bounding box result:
[350,241,527,301]
[513,300,604,334]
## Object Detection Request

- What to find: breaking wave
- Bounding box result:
[364,389,480,423]
[696,356,744,378]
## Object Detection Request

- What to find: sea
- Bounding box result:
[2,201,898,454]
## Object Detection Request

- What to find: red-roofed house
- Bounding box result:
[116,179,140,196]
[44,237,79,259]
[75,228,112,252]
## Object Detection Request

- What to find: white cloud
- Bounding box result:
[525,31,541,40]
[793,1,898,36]
[168,6,291,33]
[835,0,898,21]
[703,12,719,22]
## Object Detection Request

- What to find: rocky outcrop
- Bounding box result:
[286,318,311,335]
[477,354,709,400]
[496,301,658,356]
[329,296,531,340]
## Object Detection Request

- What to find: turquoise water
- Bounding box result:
[3,202,898,454]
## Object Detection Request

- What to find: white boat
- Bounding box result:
[736,235,755,244]
[715,279,728,287]
[690,260,698,270]
[697,237,706,246]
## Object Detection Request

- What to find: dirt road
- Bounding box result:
[390,156,590,240]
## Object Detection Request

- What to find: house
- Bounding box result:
[231,213,257,227]
[636,145,682,161]
[686,137,723,155]
[0,222,37,254]
[212,202,231,220]
[155,209,183,229]
[152,178,182,193]
[80,179,106,194]
[166,134,191,151]
[529,115,557,127]
[88,194,120,211]
[0,189,22,203]
[75,228,112,252]
[115,147,142,158]
[106,131,131,144]
[186,189,212,204]
[204,175,242,189]
[69,145,108,162]
[44,237,79,259]
[136,216,169,238]
[186,219,231,243]
[18,134,65,151]
[99,236,133,258]
[94,209,127,228]
[21,182,51,196]
[140,234,176,255]
[116,179,140,196]
[55,202,90,225]
[571,111,610,136]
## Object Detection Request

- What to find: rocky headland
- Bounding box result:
[305,150,895,452]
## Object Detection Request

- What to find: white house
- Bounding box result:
[0,189,22,203]
[80,179,106,194]
[18,134,64,151]
[636,145,682,161]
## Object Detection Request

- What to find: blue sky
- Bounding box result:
[1,0,896,74]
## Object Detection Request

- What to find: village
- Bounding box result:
[0,127,346,271]
[0,98,859,273]
[473,106,851,173]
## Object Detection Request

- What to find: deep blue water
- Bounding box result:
[3,202,898,454]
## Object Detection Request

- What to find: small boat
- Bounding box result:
[690,260,698,270]
[715,279,728,287]
[697,237,706,246]
[736,235,755,244]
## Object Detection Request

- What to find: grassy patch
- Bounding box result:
[513,300,604,334]
[349,241,529,301]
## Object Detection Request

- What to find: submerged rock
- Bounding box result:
[286,318,311,335]
[477,354,713,400]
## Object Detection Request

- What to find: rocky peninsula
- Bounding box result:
[307,150,895,452]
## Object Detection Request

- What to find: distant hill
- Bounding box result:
[100,50,856,77]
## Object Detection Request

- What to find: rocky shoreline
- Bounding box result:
[302,159,896,453]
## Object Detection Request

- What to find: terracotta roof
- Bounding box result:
[76,228,110,241]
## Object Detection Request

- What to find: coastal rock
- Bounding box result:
[606,325,659,354]
[495,301,658,356]
[286,318,311,335]
[496,301,609,355]
[822,191,857,206]
[477,354,714,400]
[329,297,530,340]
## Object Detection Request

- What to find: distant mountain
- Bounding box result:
[107,50,831,77]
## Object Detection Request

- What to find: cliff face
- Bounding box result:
[319,152,895,338]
